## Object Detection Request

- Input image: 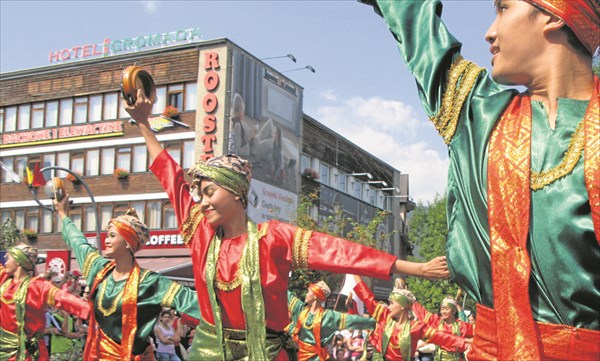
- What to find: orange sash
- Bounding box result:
[469,304,600,361]
[84,261,141,361]
[487,78,599,360]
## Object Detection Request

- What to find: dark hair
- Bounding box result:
[528,4,591,57]
[160,310,172,318]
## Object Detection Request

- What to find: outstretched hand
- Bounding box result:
[422,256,450,280]
[123,89,154,127]
[54,193,71,219]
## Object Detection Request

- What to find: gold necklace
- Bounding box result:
[215,263,242,292]
[530,120,585,191]
[96,279,123,317]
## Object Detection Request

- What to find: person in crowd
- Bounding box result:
[360,0,599,359]
[352,275,469,360]
[48,308,84,361]
[288,281,375,361]
[346,330,365,361]
[228,93,251,159]
[411,296,473,361]
[0,243,89,360]
[154,310,181,361]
[124,88,449,360]
[54,196,200,361]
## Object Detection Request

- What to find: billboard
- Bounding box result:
[228,48,303,223]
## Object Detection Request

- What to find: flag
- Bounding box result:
[334,274,364,315]
[26,166,34,186]
[31,162,46,188]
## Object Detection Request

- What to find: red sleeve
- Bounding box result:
[416,321,467,352]
[412,301,439,326]
[45,282,90,320]
[353,281,388,323]
[460,320,474,338]
[149,150,197,231]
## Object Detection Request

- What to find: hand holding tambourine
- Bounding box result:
[121,65,156,126]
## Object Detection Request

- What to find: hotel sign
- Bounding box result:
[48,28,201,63]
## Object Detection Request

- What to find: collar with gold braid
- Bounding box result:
[487,77,599,361]
[84,260,141,360]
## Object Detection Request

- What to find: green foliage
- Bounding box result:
[0,219,22,250]
[288,192,392,299]
[405,195,476,314]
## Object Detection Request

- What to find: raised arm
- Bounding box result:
[352,275,388,323]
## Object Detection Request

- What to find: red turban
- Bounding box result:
[524,0,599,54]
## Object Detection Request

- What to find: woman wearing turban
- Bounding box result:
[352,275,469,360]
[124,89,450,360]
[411,296,473,361]
[54,197,200,361]
[0,243,89,360]
[360,0,599,359]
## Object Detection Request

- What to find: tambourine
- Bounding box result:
[44,177,65,201]
[121,65,156,105]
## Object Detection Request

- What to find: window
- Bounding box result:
[185,83,197,111]
[26,209,39,233]
[2,157,14,183]
[100,205,113,229]
[41,209,54,234]
[104,93,118,120]
[71,152,85,174]
[31,103,44,129]
[71,212,82,230]
[166,142,181,164]
[168,85,183,110]
[74,97,88,124]
[132,145,147,173]
[89,95,103,122]
[369,188,376,205]
[15,156,27,181]
[320,164,330,185]
[86,149,100,176]
[57,152,70,178]
[147,201,162,229]
[153,87,166,115]
[353,182,362,199]
[164,203,177,229]
[4,107,17,132]
[46,101,58,128]
[18,104,30,130]
[301,154,310,173]
[338,173,347,192]
[84,206,97,232]
[131,202,146,224]
[0,108,4,133]
[182,140,195,169]
[15,210,25,229]
[1,211,11,225]
[42,154,55,180]
[101,148,115,175]
[116,147,131,171]
[60,99,73,126]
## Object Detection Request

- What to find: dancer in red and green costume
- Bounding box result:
[352,275,469,361]
[0,243,89,361]
[54,196,200,361]
[125,89,450,360]
[411,297,473,361]
[288,281,375,361]
[361,0,599,359]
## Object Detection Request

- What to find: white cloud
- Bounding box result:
[141,0,159,14]
[314,95,448,203]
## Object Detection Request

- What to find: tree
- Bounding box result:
[0,218,22,250]
[288,192,392,299]
[405,195,476,315]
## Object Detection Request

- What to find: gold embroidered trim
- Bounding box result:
[373,302,385,321]
[97,280,123,317]
[82,252,101,278]
[182,204,204,246]
[339,313,347,330]
[160,282,182,308]
[430,56,485,144]
[422,326,436,342]
[258,222,269,239]
[292,228,312,270]
[46,287,58,307]
[530,120,585,191]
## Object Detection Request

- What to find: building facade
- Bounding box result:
[0,37,413,296]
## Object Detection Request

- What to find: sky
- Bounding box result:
[0,0,497,203]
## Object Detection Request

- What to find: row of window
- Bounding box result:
[300,154,392,211]
[0,82,197,133]
[0,139,194,183]
[1,199,176,235]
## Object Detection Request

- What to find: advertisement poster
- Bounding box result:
[227,48,302,222]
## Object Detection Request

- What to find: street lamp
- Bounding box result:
[282,65,316,74]
[261,53,297,63]
[351,172,373,180]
